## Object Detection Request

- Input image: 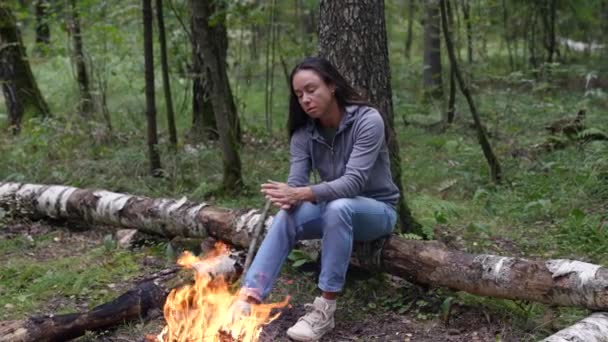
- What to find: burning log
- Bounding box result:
[2,182,608,337]
[542,312,608,342]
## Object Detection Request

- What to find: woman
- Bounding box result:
[237,57,399,341]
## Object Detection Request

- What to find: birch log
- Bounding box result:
[0,182,272,248]
[2,182,608,312]
[542,312,608,342]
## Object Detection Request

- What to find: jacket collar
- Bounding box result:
[307,105,359,140]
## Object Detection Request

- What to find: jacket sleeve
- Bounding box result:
[310,108,385,202]
[287,129,311,187]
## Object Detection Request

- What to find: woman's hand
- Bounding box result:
[261,181,314,210]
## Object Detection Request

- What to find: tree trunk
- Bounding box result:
[460,0,473,64]
[68,0,93,117]
[143,0,163,176]
[542,312,608,342]
[190,0,243,192]
[501,0,514,71]
[423,0,443,99]
[190,15,218,142]
[405,0,415,60]
[0,4,51,124]
[3,182,608,313]
[318,0,421,234]
[439,0,502,184]
[34,0,50,46]
[156,0,177,150]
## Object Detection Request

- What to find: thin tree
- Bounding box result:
[423,0,443,99]
[264,0,277,133]
[501,0,514,71]
[143,0,162,176]
[405,0,415,60]
[0,3,50,134]
[439,0,501,183]
[156,0,177,149]
[191,0,243,192]
[460,0,473,64]
[319,0,421,234]
[446,1,457,124]
[68,0,93,117]
[34,0,50,47]
[540,0,557,63]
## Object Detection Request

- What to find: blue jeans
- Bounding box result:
[242,196,397,301]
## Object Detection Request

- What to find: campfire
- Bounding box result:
[152,243,288,342]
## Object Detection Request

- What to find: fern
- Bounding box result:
[578,127,608,141]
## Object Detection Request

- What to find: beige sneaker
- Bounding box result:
[286,297,336,341]
[228,298,252,322]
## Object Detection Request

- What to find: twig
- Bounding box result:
[243,200,272,275]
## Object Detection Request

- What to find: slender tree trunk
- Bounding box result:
[501,0,514,71]
[318,0,421,234]
[34,0,49,46]
[191,0,243,192]
[143,0,163,176]
[68,0,93,117]
[264,0,276,133]
[423,0,443,99]
[190,15,218,142]
[446,1,456,124]
[156,0,177,149]
[545,0,557,63]
[460,0,473,64]
[439,0,502,183]
[405,0,415,60]
[0,4,51,123]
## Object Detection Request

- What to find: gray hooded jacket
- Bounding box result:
[287,105,400,208]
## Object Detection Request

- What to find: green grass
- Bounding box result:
[0,244,143,318]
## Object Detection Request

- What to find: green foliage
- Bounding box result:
[0,245,142,318]
[287,248,316,268]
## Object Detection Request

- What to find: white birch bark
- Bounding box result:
[542,312,608,342]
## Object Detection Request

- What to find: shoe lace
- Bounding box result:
[301,302,329,326]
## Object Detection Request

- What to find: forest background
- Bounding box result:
[0,0,607,341]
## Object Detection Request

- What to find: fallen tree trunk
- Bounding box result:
[542,312,608,342]
[2,182,608,312]
[0,182,271,248]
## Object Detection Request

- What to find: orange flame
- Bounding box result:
[156,243,288,342]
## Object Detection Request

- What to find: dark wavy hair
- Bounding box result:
[287,57,370,138]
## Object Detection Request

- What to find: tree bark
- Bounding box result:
[318,0,421,234]
[34,0,50,46]
[190,0,243,192]
[405,0,415,60]
[143,0,163,176]
[423,0,443,99]
[439,0,502,184]
[460,0,473,64]
[156,0,178,149]
[3,182,608,313]
[0,4,51,125]
[190,14,218,142]
[542,312,608,342]
[68,0,94,117]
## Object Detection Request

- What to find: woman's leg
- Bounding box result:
[241,202,324,301]
[317,197,397,294]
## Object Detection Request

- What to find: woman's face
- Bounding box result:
[292,69,336,120]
